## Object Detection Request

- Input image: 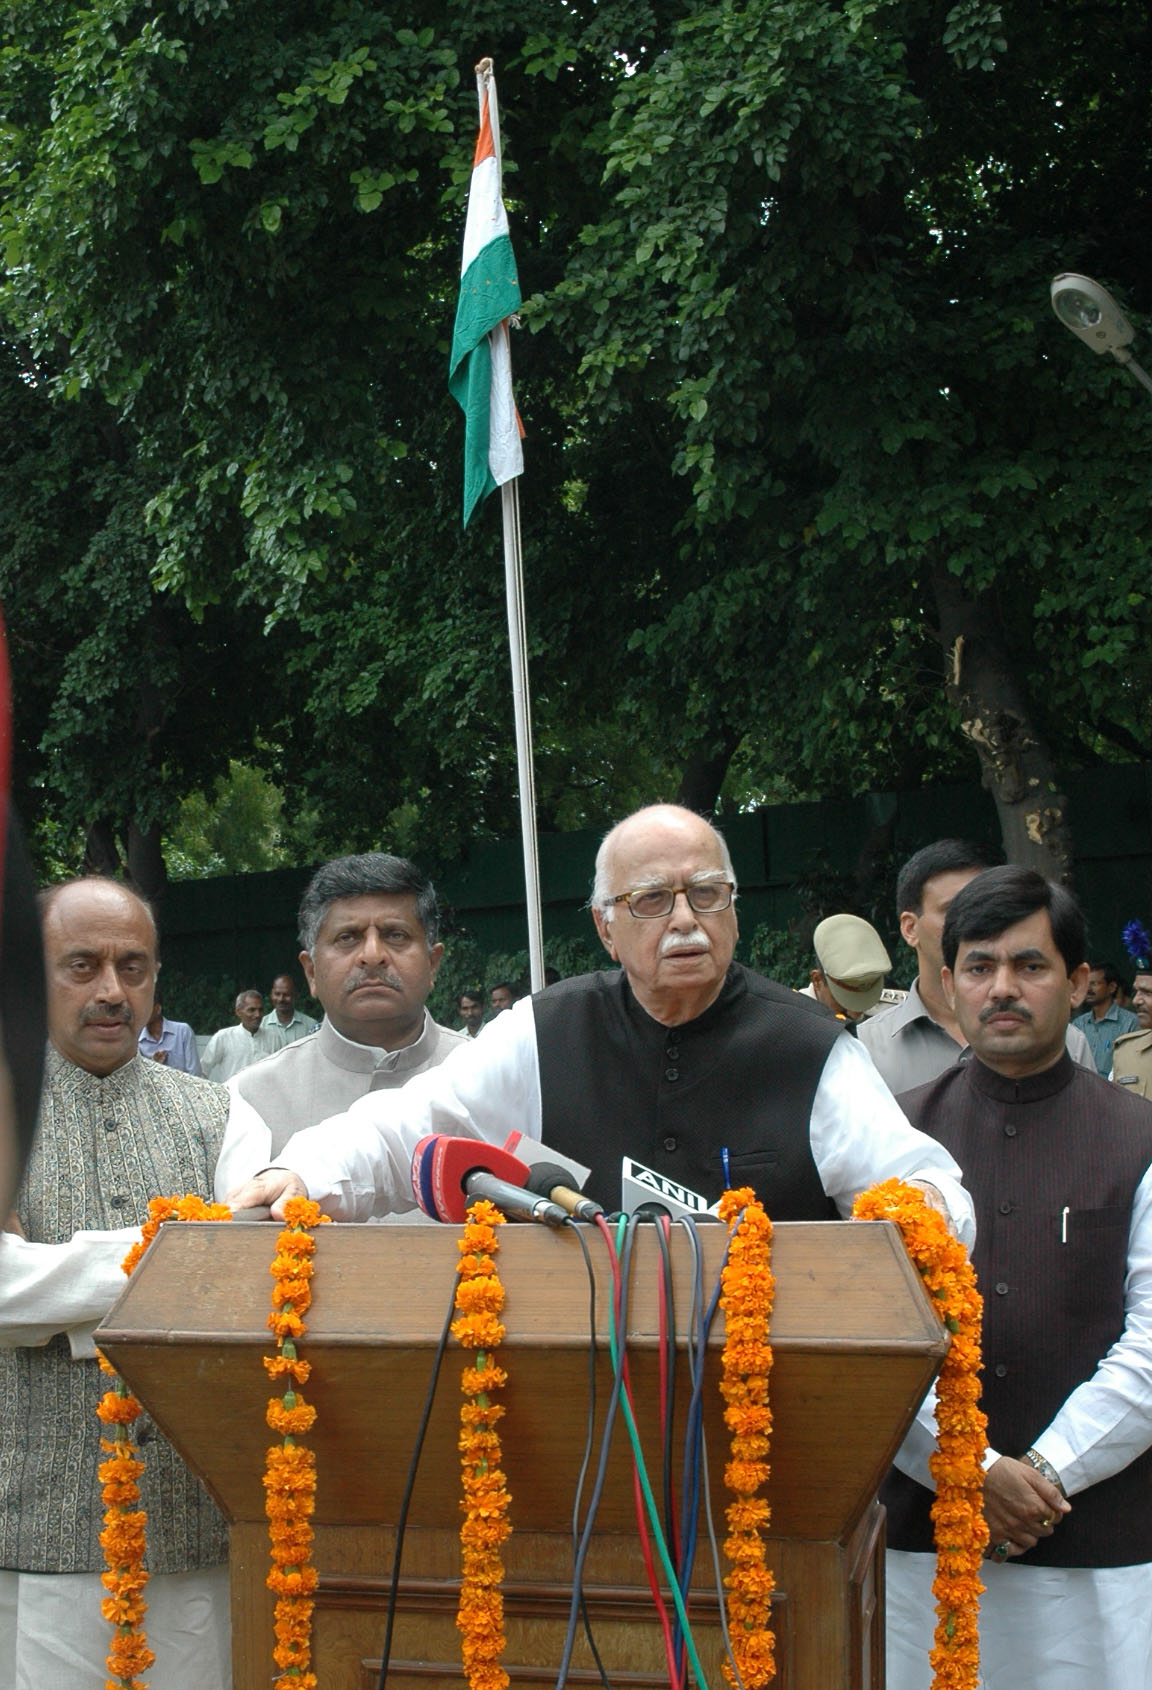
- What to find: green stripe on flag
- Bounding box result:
[449,233,521,375]
[449,233,521,526]
[452,332,496,527]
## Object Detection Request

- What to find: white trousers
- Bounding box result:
[887,1548,1152,1690]
[0,1564,230,1689]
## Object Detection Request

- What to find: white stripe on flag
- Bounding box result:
[488,320,523,487]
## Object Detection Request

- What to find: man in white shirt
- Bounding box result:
[201,988,285,1081]
[262,973,318,1045]
[226,806,974,1246]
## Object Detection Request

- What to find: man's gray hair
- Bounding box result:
[298,853,441,953]
[236,988,263,1010]
[590,814,738,921]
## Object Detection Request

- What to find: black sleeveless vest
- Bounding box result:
[883,1053,1152,1567]
[531,963,842,1216]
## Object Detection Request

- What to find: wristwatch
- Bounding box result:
[1021,1447,1066,1497]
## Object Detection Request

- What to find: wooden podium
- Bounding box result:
[97,1219,947,1690]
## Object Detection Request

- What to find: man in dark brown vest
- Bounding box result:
[884,866,1152,1690]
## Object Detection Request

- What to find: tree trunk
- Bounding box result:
[676,731,742,816]
[83,819,122,880]
[931,562,1073,882]
[126,820,167,906]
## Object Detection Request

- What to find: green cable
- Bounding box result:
[610,1214,711,1688]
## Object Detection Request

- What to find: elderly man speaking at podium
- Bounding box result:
[227,805,973,1240]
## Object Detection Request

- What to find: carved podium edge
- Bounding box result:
[97,1219,947,1690]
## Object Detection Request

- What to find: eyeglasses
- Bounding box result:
[610,882,735,919]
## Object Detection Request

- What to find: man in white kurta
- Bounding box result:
[0,878,264,1689]
[225,806,976,1245]
[201,988,285,1081]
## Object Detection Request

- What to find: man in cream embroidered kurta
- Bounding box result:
[0,878,263,1689]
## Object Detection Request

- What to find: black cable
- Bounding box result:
[564,1218,614,1690]
[674,1216,731,1678]
[673,1216,705,1678]
[553,1215,637,1688]
[375,1259,459,1690]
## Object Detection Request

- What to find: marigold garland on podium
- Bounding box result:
[97,1213,950,1689]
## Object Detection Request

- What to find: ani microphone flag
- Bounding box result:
[449,58,524,527]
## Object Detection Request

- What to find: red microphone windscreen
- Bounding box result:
[411,1135,533,1223]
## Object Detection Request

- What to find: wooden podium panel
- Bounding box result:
[98,1219,945,1689]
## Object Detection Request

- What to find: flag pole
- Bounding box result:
[454,58,544,993]
[499,474,545,992]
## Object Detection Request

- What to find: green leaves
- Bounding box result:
[190,138,254,184]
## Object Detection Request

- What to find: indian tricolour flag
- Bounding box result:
[449,59,524,527]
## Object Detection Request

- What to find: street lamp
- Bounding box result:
[1050,272,1152,396]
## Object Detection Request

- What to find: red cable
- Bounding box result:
[658,1214,682,1569]
[595,1217,679,1685]
[657,1215,686,1690]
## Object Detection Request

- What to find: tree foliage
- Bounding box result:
[534,0,1152,869]
[1,0,1150,881]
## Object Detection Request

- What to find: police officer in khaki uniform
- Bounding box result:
[1112,969,1152,1097]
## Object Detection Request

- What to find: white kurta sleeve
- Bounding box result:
[0,1228,142,1359]
[214,1090,273,1201]
[1031,1160,1152,1496]
[272,998,543,1220]
[200,1032,223,1082]
[809,1034,976,1247]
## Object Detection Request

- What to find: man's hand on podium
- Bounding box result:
[225,1167,308,1220]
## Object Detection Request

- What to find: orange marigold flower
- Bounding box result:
[454,1277,507,1314]
[452,1314,507,1350]
[97,1390,142,1425]
[263,1352,312,1383]
[266,1395,318,1437]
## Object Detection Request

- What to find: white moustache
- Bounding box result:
[659,927,711,957]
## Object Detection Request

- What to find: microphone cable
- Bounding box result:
[671,1212,705,1685]
[562,1215,614,1690]
[374,1257,459,1690]
[691,1202,754,1690]
[602,1213,710,1690]
[652,1212,680,1580]
[699,1413,748,1690]
[615,1215,679,1686]
[551,1212,634,1688]
[672,1213,727,1680]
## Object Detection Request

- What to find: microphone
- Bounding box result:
[524,1161,604,1223]
[463,1172,567,1227]
[411,1134,566,1225]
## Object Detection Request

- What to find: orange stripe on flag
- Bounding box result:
[473,92,495,168]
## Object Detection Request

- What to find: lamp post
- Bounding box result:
[1050,272,1152,396]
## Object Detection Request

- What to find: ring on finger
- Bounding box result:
[992,1541,1011,1561]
